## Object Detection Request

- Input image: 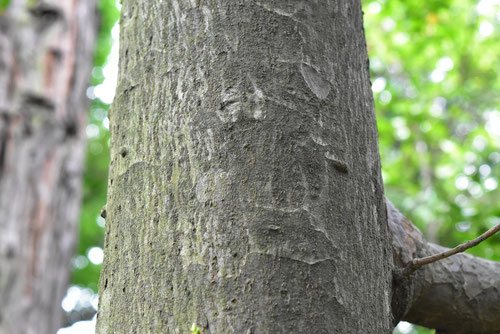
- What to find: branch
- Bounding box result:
[387,198,500,334]
[403,222,500,275]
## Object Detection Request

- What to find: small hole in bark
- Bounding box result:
[29,4,62,31]
[119,147,128,157]
[65,121,78,137]
[23,93,55,111]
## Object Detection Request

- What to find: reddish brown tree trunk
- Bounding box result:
[0,1,97,333]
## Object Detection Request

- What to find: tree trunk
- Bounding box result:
[0,1,97,333]
[97,1,394,333]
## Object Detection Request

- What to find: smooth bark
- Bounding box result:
[0,1,97,333]
[98,1,393,333]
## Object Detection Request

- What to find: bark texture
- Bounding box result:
[98,0,393,333]
[0,1,97,333]
[388,200,500,334]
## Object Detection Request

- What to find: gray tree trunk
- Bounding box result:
[0,1,97,334]
[97,1,394,333]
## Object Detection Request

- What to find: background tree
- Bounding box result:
[0,1,97,333]
[96,0,500,333]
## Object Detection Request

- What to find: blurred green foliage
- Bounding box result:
[364,0,500,261]
[71,0,119,292]
[72,0,499,332]
[93,0,121,77]
[0,0,10,13]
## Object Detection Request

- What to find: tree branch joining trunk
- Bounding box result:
[387,199,500,334]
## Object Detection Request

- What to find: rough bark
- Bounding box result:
[388,200,500,334]
[97,0,393,333]
[0,1,97,334]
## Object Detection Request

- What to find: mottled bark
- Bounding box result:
[388,200,500,334]
[98,0,393,333]
[0,1,97,334]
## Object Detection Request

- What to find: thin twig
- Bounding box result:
[403,223,500,276]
